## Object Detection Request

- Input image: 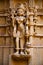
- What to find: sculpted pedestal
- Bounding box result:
[9,54,31,65]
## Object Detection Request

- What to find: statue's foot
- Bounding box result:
[20,52,25,55]
[14,51,19,55]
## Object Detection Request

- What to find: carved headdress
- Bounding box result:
[15,3,26,16]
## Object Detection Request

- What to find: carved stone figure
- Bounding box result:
[11,3,26,55]
[11,3,31,55]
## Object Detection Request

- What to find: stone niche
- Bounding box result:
[9,0,31,65]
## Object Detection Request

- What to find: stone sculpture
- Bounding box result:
[11,3,30,55]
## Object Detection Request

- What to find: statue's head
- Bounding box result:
[16,3,26,16]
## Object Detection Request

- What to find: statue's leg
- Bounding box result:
[20,37,25,55]
[19,24,25,54]
[15,37,19,54]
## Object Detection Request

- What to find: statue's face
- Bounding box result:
[17,8,25,16]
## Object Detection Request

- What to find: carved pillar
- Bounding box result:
[34,6,38,35]
[29,0,35,7]
[29,7,34,45]
[10,0,14,9]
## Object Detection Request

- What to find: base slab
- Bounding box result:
[9,54,31,65]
